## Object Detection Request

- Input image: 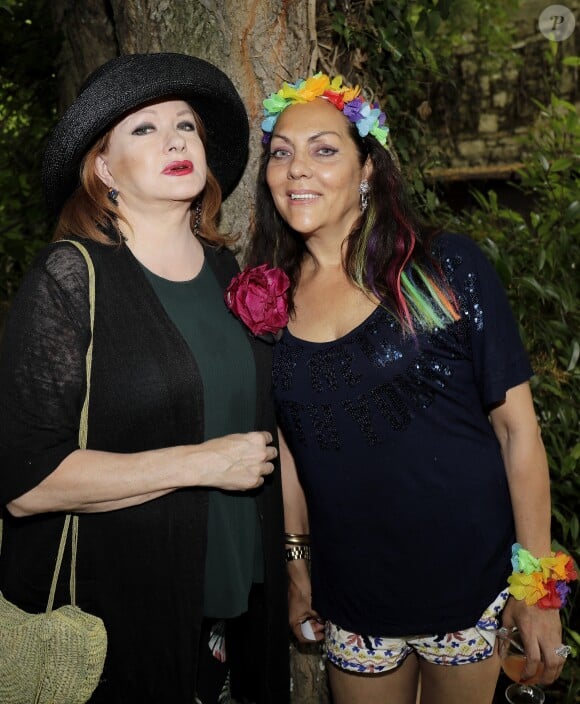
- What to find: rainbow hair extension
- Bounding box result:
[401,266,460,331]
[350,203,459,335]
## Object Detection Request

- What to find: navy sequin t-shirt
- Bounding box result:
[273,233,533,636]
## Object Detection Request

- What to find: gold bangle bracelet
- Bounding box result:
[284,533,310,546]
[286,545,311,562]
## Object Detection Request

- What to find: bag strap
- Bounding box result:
[45,239,95,613]
[0,240,95,612]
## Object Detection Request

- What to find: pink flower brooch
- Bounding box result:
[225,264,290,340]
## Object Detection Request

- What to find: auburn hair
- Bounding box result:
[53,108,230,247]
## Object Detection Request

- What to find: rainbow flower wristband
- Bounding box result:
[507,543,577,608]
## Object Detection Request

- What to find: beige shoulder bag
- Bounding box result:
[0,240,108,704]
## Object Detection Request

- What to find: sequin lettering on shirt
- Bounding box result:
[308,346,361,393]
[357,329,403,368]
[393,371,434,410]
[272,340,303,391]
[441,254,462,279]
[273,245,486,447]
[303,402,340,450]
[278,400,308,445]
[354,311,403,369]
[441,252,484,335]
[371,382,411,431]
[427,323,466,360]
[414,353,453,390]
[461,273,484,332]
[342,393,381,446]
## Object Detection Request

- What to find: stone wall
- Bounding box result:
[427,0,579,174]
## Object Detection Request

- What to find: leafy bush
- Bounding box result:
[454,92,580,701]
[0,0,57,302]
[324,4,580,697]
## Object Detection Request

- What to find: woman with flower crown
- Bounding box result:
[244,73,574,704]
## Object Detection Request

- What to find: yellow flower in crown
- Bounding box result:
[280,74,330,102]
[327,75,361,104]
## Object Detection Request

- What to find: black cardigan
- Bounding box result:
[0,238,289,703]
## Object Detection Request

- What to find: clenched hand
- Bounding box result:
[195,431,277,490]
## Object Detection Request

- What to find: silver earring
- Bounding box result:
[193,199,202,238]
[107,188,119,205]
[359,180,370,213]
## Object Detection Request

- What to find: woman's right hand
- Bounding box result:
[7,431,277,516]
[288,562,325,643]
[195,431,277,491]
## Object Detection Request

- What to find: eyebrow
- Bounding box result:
[271,130,342,144]
[125,107,194,121]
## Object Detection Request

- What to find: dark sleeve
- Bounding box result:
[0,242,91,504]
[441,233,533,409]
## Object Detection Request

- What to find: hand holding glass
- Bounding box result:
[498,628,545,704]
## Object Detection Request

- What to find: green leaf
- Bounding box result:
[566,201,580,219]
[567,341,580,372]
[415,10,428,33]
[426,11,442,37]
[537,249,546,271]
[437,0,453,20]
[538,154,550,172]
[570,512,579,542]
[550,158,573,172]
[563,627,580,652]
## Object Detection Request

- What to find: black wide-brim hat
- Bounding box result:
[42,52,249,215]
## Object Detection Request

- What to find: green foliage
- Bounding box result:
[321,0,520,220]
[323,0,443,164]
[454,95,580,701]
[0,0,58,301]
[325,3,580,697]
[323,0,521,137]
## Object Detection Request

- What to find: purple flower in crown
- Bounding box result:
[375,107,387,126]
[343,97,365,123]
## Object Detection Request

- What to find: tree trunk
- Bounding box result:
[48,1,329,701]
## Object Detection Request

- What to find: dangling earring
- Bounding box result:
[359,180,370,213]
[107,187,119,205]
[193,199,202,238]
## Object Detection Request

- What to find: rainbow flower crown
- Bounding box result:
[261,73,389,148]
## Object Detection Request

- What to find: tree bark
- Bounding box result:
[50,0,118,112]
[48,1,330,700]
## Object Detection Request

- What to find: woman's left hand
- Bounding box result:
[501,596,566,684]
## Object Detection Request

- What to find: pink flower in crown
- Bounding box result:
[225,264,290,338]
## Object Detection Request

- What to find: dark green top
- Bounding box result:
[143,258,263,618]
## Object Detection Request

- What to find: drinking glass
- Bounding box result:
[498,628,545,704]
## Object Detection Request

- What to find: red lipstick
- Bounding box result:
[162,160,193,176]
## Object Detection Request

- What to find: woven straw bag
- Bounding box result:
[0,241,107,704]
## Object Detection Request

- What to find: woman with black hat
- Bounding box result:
[0,53,289,703]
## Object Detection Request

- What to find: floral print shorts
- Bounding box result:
[326,589,509,673]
